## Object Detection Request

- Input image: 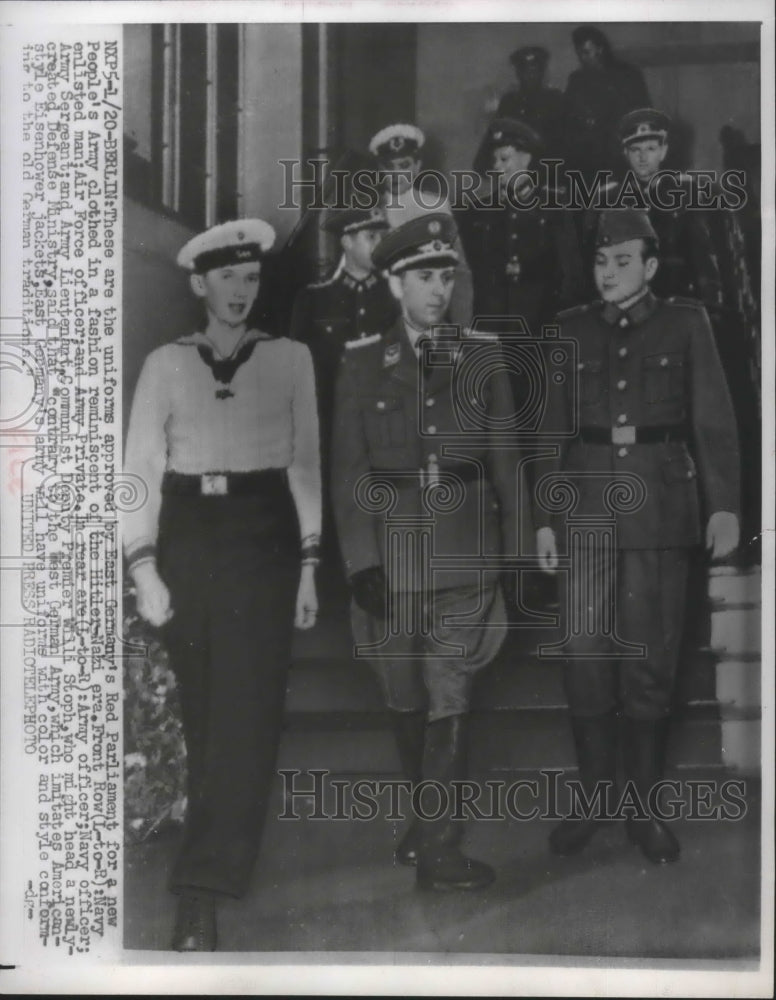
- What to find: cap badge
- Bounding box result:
[429,220,441,235]
[237,230,245,240]
[389,135,404,151]
[636,123,650,135]
[431,240,443,251]
[493,130,503,141]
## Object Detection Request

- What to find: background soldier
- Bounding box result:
[496,45,569,163]
[564,25,650,180]
[331,212,529,891]
[461,116,584,337]
[536,209,740,865]
[290,206,398,607]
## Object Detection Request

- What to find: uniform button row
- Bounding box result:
[617,379,627,390]
[425,397,435,407]
[618,347,628,358]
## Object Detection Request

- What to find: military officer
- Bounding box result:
[496,45,569,163]
[331,212,529,890]
[368,122,473,326]
[460,116,584,337]
[536,209,740,864]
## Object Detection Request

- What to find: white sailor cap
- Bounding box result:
[369,123,425,160]
[177,219,276,273]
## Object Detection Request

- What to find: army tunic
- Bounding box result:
[537,291,740,718]
[331,318,530,719]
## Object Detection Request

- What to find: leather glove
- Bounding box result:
[350,566,389,620]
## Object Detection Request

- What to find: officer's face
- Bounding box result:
[625,138,668,182]
[381,156,421,195]
[343,228,385,273]
[192,261,261,327]
[577,39,604,69]
[389,266,455,329]
[594,240,658,304]
[493,145,532,187]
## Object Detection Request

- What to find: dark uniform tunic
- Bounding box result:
[496,86,569,162]
[331,319,531,720]
[537,291,740,719]
[458,183,585,336]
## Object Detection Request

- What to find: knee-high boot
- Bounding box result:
[389,709,426,866]
[549,711,618,856]
[415,714,495,891]
[623,716,680,863]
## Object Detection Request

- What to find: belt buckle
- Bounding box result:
[612,425,636,445]
[201,473,228,496]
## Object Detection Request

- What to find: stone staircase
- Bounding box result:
[280,565,762,777]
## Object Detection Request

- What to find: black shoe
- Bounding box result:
[623,717,681,864]
[171,893,217,952]
[626,816,680,863]
[416,844,495,891]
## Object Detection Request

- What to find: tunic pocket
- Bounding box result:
[364,396,406,449]
[578,359,605,405]
[661,451,697,484]
[643,352,685,404]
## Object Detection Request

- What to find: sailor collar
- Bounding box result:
[601,290,658,329]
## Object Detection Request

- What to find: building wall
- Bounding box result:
[416,21,760,180]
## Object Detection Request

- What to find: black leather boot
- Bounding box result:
[390,710,426,866]
[415,715,495,891]
[623,717,680,864]
[549,712,618,856]
[171,892,217,951]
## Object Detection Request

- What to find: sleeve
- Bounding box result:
[287,341,322,542]
[123,351,171,572]
[330,354,382,577]
[688,305,741,518]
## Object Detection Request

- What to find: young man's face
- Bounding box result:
[381,155,421,195]
[576,39,604,69]
[594,239,658,305]
[388,266,455,329]
[191,261,261,327]
[493,144,533,187]
[342,228,384,273]
[625,138,668,182]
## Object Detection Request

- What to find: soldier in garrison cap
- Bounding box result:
[289,205,399,610]
[331,211,532,891]
[368,122,474,328]
[535,208,740,866]
[124,220,321,951]
[496,45,569,161]
[460,116,584,339]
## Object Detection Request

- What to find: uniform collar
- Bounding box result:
[176,328,270,354]
[341,270,378,291]
[601,289,658,328]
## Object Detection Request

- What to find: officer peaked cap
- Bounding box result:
[177,219,276,273]
[485,117,543,156]
[595,209,659,249]
[372,212,459,274]
[509,45,549,70]
[618,108,671,146]
[322,206,389,237]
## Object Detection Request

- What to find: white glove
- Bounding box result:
[131,562,173,627]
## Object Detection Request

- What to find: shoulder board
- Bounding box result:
[665,295,704,309]
[557,302,598,320]
[344,333,382,350]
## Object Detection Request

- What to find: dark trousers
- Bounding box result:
[562,547,690,720]
[157,478,299,897]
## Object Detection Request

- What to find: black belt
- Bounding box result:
[162,469,287,496]
[580,425,685,445]
[369,463,481,485]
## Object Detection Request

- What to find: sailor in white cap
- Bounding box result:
[124,219,321,951]
[368,122,473,326]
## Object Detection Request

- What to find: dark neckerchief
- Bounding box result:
[197,336,259,385]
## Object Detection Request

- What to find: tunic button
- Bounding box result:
[359,308,365,316]
[425,397,435,407]
[427,425,437,434]
[618,447,628,457]
[617,413,627,424]
[618,347,628,358]
[619,317,629,328]
[660,356,669,366]
[617,379,627,390]
[326,325,332,333]
[376,400,386,410]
